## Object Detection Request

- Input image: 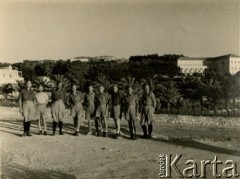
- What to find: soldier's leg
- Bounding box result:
[42,106,48,135]
[94,117,100,136]
[74,116,77,128]
[36,105,42,134]
[140,112,147,139]
[26,102,34,136]
[128,119,133,139]
[132,120,137,139]
[51,105,57,136]
[59,102,65,135]
[147,107,154,139]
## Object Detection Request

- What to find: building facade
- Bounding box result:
[0,65,24,85]
[178,54,240,75]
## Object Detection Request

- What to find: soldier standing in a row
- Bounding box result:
[51,82,66,136]
[111,84,123,139]
[84,85,96,135]
[123,86,138,140]
[19,80,35,137]
[67,84,84,136]
[35,84,49,135]
[95,85,110,137]
[140,84,156,139]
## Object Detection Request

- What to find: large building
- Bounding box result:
[0,65,24,85]
[177,54,240,75]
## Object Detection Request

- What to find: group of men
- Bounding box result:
[19,80,157,140]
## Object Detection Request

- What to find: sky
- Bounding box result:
[0,0,239,63]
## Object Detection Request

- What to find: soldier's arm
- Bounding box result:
[152,93,157,110]
[19,90,23,114]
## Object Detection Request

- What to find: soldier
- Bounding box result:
[19,80,35,137]
[123,86,138,140]
[95,85,110,137]
[35,84,49,135]
[51,81,66,136]
[110,84,123,139]
[140,84,156,139]
[84,85,96,135]
[67,84,84,136]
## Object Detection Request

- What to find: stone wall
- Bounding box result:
[155,114,240,128]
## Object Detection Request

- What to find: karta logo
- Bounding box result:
[159,154,239,178]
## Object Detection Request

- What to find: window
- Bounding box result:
[3,74,5,78]
[10,74,12,78]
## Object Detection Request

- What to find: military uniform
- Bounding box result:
[111,92,123,120]
[84,92,96,134]
[19,88,36,136]
[35,92,49,121]
[140,92,156,138]
[67,91,84,133]
[95,93,109,119]
[95,92,110,136]
[51,89,66,135]
[123,93,138,139]
[35,91,49,134]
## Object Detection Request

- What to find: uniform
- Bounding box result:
[141,92,156,124]
[95,93,109,119]
[140,91,156,138]
[84,92,96,134]
[35,92,49,120]
[19,88,36,136]
[124,93,138,121]
[111,92,123,120]
[51,89,66,121]
[67,91,84,133]
[51,89,66,135]
[123,93,138,139]
[95,92,110,136]
[84,92,96,120]
[19,88,36,121]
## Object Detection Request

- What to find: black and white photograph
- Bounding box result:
[0,0,239,178]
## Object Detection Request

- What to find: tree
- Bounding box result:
[93,74,112,92]
[220,75,239,115]
[0,83,15,99]
[157,81,182,114]
[33,77,52,91]
[201,78,222,115]
[50,74,70,91]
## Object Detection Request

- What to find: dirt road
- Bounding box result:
[1,115,240,179]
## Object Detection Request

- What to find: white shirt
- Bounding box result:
[35,92,49,104]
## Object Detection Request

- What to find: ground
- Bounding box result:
[0,114,240,179]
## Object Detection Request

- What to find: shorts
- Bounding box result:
[22,101,35,121]
[51,100,65,121]
[85,104,95,120]
[111,105,121,120]
[35,104,47,120]
[95,104,107,118]
[71,103,83,119]
[140,106,155,124]
[125,106,136,121]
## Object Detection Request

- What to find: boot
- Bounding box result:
[128,121,133,139]
[141,125,147,139]
[59,121,64,135]
[26,121,32,136]
[74,116,77,128]
[148,124,153,139]
[95,118,100,136]
[87,120,92,135]
[23,122,27,137]
[52,121,57,136]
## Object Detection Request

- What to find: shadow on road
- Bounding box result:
[1,165,77,179]
[153,138,240,157]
